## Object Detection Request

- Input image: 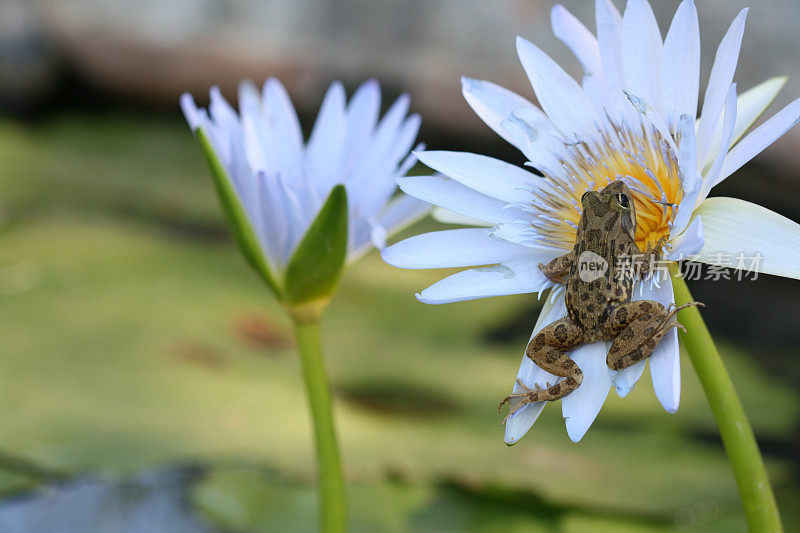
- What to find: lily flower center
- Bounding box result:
[529,122,684,254]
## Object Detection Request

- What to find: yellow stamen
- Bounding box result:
[528,122,683,254]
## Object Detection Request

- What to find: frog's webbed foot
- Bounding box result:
[498,376,577,426]
[498,379,547,425]
[660,301,704,333]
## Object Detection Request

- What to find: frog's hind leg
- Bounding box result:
[499,317,585,423]
[602,300,703,371]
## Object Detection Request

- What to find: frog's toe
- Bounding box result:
[514,378,546,394]
[499,394,533,425]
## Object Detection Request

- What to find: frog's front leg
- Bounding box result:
[499,317,586,422]
[601,300,703,371]
[635,236,667,278]
[539,250,574,285]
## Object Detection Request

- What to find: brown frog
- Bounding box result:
[500,180,701,420]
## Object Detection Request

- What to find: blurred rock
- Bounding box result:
[0,467,214,533]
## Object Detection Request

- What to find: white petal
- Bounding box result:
[660,0,700,125]
[645,275,681,413]
[461,77,553,153]
[609,359,645,398]
[431,207,492,227]
[717,97,800,184]
[668,215,704,260]
[348,94,412,195]
[382,229,535,269]
[180,93,201,131]
[416,256,557,305]
[695,198,800,280]
[562,341,612,442]
[552,4,608,109]
[551,5,602,77]
[237,81,261,119]
[348,195,430,263]
[414,151,537,204]
[489,222,537,246]
[263,77,304,171]
[595,0,624,95]
[672,114,700,236]
[702,77,787,170]
[398,176,520,224]
[516,36,601,140]
[696,9,748,164]
[731,77,787,145]
[306,82,346,192]
[504,294,567,445]
[622,0,663,109]
[386,114,422,169]
[209,86,239,130]
[242,112,269,175]
[375,194,430,236]
[343,79,381,168]
[355,112,421,220]
[700,83,738,199]
[258,173,296,268]
[623,91,678,155]
[501,112,568,174]
[347,194,431,263]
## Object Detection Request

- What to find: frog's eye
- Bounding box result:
[616,193,630,208]
[580,191,590,203]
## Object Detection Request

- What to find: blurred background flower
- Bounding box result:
[1,0,800,531]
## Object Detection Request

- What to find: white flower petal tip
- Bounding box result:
[370,224,388,250]
[515,35,600,140]
[414,258,552,305]
[696,8,748,164]
[501,294,566,444]
[460,76,477,91]
[651,334,681,413]
[182,78,424,279]
[641,276,682,413]
[562,342,612,442]
[179,93,200,131]
[503,402,546,446]
[459,76,550,156]
[609,359,646,398]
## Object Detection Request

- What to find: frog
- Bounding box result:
[500,180,702,421]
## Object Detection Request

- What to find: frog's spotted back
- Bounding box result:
[569,179,637,329]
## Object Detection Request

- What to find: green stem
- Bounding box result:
[670,269,782,532]
[292,318,347,533]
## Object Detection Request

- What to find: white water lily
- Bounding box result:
[382,0,800,443]
[181,78,430,285]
